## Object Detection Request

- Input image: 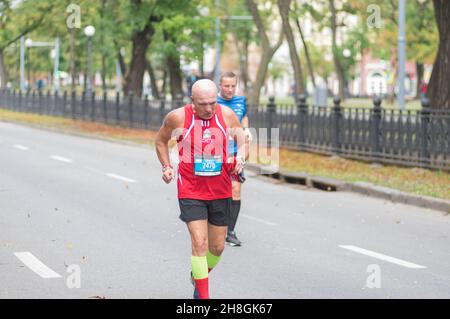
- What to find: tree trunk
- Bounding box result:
[83,72,87,92]
[278,0,304,98]
[163,31,183,101]
[329,0,345,101]
[415,62,424,99]
[123,16,158,97]
[118,53,126,79]
[124,30,151,97]
[387,48,397,104]
[428,0,450,109]
[199,31,205,77]
[166,53,183,101]
[101,54,107,92]
[146,58,160,100]
[0,50,8,89]
[246,0,284,107]
[161,67,167,100]
[295,16,316,88]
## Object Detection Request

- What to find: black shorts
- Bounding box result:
[178,198,232,226]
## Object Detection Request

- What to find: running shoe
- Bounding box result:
[226,231,242,246]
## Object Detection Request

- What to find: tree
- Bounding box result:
[267,60,289,95]
[278,0,304,99]
[329,0,345,101]
[427,0,449,109]
[225,0,255,94]
[292,2,316,89]
[0,0,12,88]
[0,0,53,88]
[123,0,161,97]
[245,0,284,106]
[149,3,214,100]
[406,0,437,99]
[301,40,333,87]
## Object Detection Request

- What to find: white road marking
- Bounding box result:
[50,155,73,163]
[241,214,277,226]
[14,145,29,151]
[106,173,137,183]
[14,252,62,279]
[339,245,427,269]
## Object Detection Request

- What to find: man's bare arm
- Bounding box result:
[155,109,184,167]
[222,107,247,161]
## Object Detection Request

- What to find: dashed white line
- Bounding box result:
[106,173,137,183]
[14,144,29,151]
[241,214,277,226]
[14,252,62,279]
[50,155,73,163]
[339,245,427,269]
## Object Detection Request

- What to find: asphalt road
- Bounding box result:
[1,121,449,299]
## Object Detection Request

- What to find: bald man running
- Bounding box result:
[155,79,246,299]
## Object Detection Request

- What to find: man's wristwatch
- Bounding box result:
[162,164,173,172]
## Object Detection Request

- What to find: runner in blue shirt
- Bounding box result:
[217,71,252,247]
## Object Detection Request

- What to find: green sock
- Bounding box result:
[206,251,221,271]
[191,256,208,279]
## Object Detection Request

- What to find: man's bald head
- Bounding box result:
[191,79,218,120]
[191,79,217,99]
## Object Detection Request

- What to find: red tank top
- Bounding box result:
[176,104,232,200]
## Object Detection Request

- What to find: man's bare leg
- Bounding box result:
[187,220,209,299]
[207,223,227,272]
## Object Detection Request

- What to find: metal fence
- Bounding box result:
[1,89,449,170]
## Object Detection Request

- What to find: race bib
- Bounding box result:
[194,154,223,176]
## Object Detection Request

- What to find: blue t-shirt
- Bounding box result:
[217,95,247,155]
[217,95,247,123]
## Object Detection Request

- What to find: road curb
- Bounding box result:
[246,163,449,214]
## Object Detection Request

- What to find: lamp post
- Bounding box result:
[84,25,96,95]
[52,38,60,92]
[20,37,25,91]
[343,49,352,98]
[25,39,31,87]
